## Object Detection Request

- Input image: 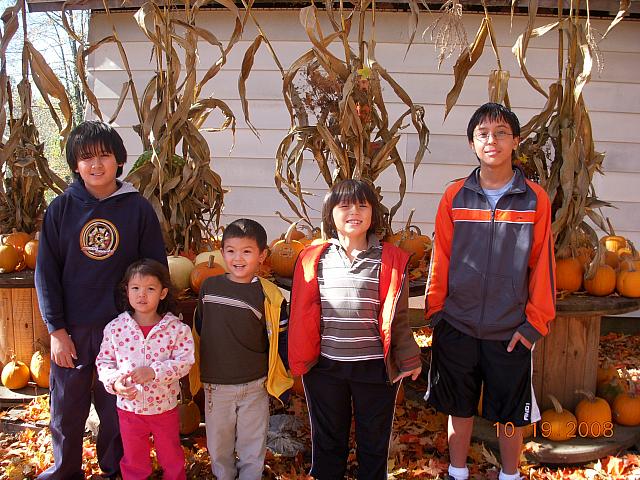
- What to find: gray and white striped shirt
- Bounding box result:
[318,235,384,361]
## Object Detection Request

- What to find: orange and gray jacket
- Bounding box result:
[425,167,556,343]
[288,242,421,381]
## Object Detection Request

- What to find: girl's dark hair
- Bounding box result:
[466,102,521,142]
[66,121,127,179]
[118,259,177,316]
[222,218,268,251]
[321,179,383,239]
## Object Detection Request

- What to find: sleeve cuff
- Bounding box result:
[518,322,542,344]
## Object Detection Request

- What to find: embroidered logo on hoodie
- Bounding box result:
[80,219,120,260]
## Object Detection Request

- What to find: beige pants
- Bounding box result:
[203,377,269,480]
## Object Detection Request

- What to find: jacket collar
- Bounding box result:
[464,166,527,195]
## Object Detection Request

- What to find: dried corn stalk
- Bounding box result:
[240,3,429,233]
[0,0,68,234]
[423,0,469,69]
[512,0,625,252]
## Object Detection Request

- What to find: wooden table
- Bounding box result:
[532,295,640,411]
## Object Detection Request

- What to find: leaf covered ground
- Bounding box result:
[1,332,639,480]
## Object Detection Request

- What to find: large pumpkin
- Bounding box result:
[574,390,612,438]
[540,395,577,442]
[2,230,31,253]
[167,255,195,291]
[190,257,226,294]
[0,244,20,274]
[555,257,583,293]
[30,350,50,388]
[584,264,616,296]
[1,354,30,390]
[612,392,640,426]
[270,223,305,278]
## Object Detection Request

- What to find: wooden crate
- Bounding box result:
[0,273,48,366]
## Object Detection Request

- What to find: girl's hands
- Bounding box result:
[114,375,138,400]
[392,366,422,383]
[130,366,156,384]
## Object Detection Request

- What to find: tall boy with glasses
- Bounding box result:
[424,103,556,480]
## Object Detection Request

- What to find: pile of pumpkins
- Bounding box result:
[1,349,50,390]
[555,232,640,298]
[0,230,39,274]
[536,367,640,442]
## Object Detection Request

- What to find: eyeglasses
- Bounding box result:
[473,131,514,142]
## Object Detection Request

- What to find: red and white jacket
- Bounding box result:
[96,312,194,415]
[288,242,421,380]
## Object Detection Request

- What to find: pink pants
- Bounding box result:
[117,407,186,480]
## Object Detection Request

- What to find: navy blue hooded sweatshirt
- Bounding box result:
[35,180,167,334]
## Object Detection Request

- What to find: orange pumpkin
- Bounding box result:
[603,251,620,270]
[617,268,640,298]
[30,349,50,388]
[385,209,431,268]
[190,257,226,294]
[612,392,640,426]
[2,230,31,253]
[0,244,20,273]
[584,264,616,296]
[24,239,39,270]
[555,257,583,292]
[270,223,305,278]
[540,395,577,442]
[574,390,612,438]
[194,250,228,272]
[601,235,627,255]
[1,354,30,390]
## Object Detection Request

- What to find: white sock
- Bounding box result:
[498,469,522,480]
[448,464,469,480]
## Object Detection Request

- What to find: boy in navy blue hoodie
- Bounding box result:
[35,121,167,480]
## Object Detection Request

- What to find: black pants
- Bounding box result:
[303,362,399,480]
[38,324,123,480]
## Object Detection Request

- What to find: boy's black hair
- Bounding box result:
[118,259,177,316]
[466,103,521,142]
[221,218,268,251]
[66,121,127,179]
[322,179,383,239]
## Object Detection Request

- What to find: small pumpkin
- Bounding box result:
[612,392,640,426]
[194,249,228,272]
[555,257,583,293]
[601,220,627,255]
[0,244,20,273]
[167,255,195,291]
[270,222,305,278]
[574,390,612,438]
[178,399,201,435]
[1,354,30,390]
[190,257,226,294]
[30,349,51,388]
[540,394,577,442]
[584,264,616,296]
[385,209,431,268]
[616,267,640,298]
[24,238,39,270]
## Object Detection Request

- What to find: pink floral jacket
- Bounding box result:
[96,312,194,415]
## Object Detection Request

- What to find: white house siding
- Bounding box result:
[86,10,640,255]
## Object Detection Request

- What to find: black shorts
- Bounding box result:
[425,319,540,426]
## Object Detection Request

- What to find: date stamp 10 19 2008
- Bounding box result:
[495,421,614,439]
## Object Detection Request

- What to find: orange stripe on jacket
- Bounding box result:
[451,208,492,222]
[494,209,536,224]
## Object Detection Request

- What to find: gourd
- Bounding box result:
[574,390,612,437]
[1,354,30,390]
[190,257,226,294]
[30,347,51,388]
[540,395,577,442]
[270,223,305,278]
[167,255,195,291]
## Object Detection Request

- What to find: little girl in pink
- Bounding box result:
[97,259,194,480]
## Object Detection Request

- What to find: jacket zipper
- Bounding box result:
[479,206,495,327]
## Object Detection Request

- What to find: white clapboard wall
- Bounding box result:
[86,10,640,252]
